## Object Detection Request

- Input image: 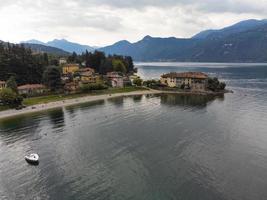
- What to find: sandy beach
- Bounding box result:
[0,90,162,120]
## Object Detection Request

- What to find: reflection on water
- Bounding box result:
[160,94,223,108]
[1,63,267,200]
[47,108,65,129]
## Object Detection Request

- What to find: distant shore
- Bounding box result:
[0,89,231,120]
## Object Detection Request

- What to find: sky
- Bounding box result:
[0,0,266,46]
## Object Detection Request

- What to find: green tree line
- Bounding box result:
[67,51,134,74]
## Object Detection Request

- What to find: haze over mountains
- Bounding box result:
[22,19,267,62]
[22,39,94,54]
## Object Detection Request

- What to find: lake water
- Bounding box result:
[1,63,267,200]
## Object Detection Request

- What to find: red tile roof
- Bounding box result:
[18,84,46,90]
[162,72,208,79]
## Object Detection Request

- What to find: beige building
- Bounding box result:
[59,58,67,65]
[107,72,124,88]
[17,84,47,95]
[160,72,208,91]
[0,81,6,90]
[78,68,101,84]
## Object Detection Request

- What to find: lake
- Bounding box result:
[1,62,267,200]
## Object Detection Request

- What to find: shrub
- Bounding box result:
[80,83,108,92]
[0,88,23,106]
[133,78,143,86]
[207,77,226,92]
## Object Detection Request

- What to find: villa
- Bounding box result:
[106,72,124,88]
[0,81,6,90]
[17,84,47,96]
[78,68,101,84]
[62,64,80,75]
[59,58,67,65]
[160,72,208,91]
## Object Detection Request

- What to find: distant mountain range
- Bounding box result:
[21,19,267,62]
[22,43,70,56]
[22,39,95,54]
[100,19,267,62]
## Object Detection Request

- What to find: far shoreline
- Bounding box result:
[0,89,231,120]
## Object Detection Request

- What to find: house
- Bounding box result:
[77,68,101,84]
[17,84,47,95]
[59,58,67,65]
[0,81,6,90]
[62,64,79,75]
[106,72,124,88]
[64,81,80,93]
[160,72,208,91]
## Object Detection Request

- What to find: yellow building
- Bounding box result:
[161,72,208,90]
[78,68,101,84]
[0,81,6,90]
[81,75,101,84]
[62,64,79,75]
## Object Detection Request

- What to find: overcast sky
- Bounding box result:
[0,0,266,46]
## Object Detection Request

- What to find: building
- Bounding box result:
[77,68,101,84]
[160,72,208,91]
[106,72,124,88]
[0,81,6,90]
[17,84,47,95]
[62,64,79,75]
[64,81,80,93]
[59,58,67,65]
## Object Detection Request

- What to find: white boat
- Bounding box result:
[25,153,39,164]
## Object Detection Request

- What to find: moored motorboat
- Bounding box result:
[25,153,39,165]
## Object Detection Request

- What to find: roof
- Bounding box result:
[63,64,79,68]
[161,72,208,79]
[107,72,123,78]
[79,67,95,73]
[18,84,46,90]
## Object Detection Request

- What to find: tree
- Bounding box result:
[43,53,49,66]
[112,59,127,74]
[124,56,134,72]
[6,76,18,93]
[68,52,78,63]
[0,88,23,106]
[43,66,62,91]
[207,77,226,92]
[133,78,143,86]
[0,42,45,85]
[99,58,113,74]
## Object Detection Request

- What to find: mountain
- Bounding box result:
[47,39,94,54]
[100,19,267,62]
[101,35,200,61]
[22,43,70,56]
[192,19,267,39]
[22,39,46,45]
[22,39,95,54]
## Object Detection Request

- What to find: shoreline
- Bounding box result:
[0,90,162,120]
[0,89,230,120]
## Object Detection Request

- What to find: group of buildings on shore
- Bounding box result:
[0,62,139,96]
[0,57,211,96]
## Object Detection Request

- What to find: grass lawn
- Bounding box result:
[0,105,10,112]
[23,87,148,106]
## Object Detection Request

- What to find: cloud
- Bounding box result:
[0,0,266,46]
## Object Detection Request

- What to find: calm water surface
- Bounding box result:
[1,63,267,200]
